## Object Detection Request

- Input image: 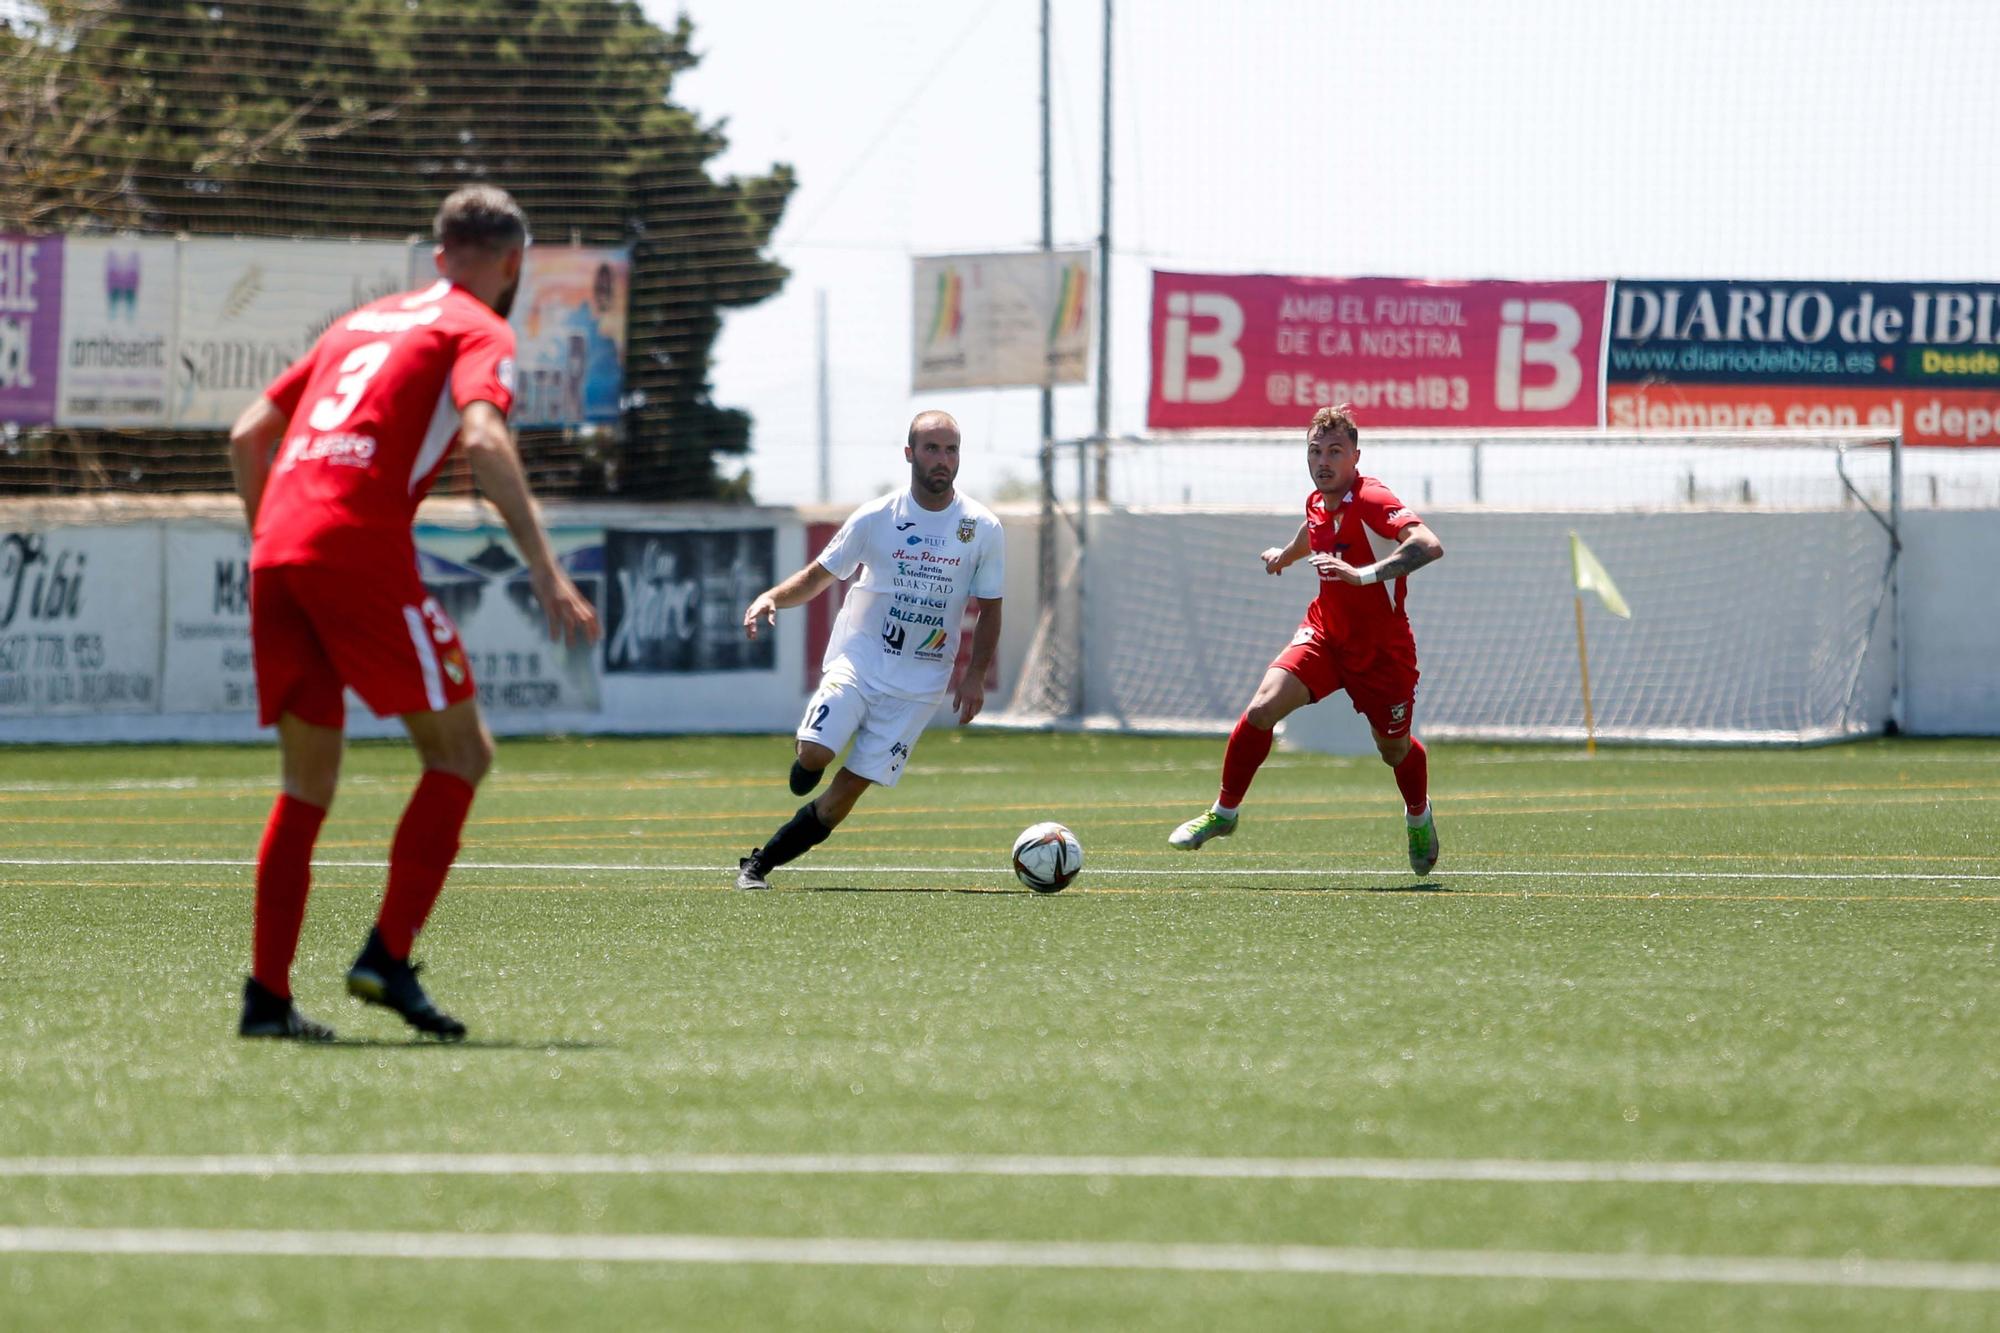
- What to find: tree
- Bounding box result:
[1,0,791,498]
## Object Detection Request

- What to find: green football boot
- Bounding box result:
[1406,807,1440,877]
[1168,809,1238,850]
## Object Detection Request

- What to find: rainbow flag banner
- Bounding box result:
[912,250,1092,391]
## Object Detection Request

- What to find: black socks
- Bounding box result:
[789,759,824,797]
[756,802,833,870]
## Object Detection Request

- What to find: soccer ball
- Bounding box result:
[1011,822,1082,893]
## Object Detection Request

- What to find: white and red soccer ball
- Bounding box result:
[1011,821,1082,893]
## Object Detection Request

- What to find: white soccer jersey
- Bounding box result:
[815,489,1005,701]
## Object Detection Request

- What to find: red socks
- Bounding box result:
[252,794,328,998]
[1218,713,1276,810]
[376,770,477,960]
[253,771,475,991]
[1394,738,1429,815]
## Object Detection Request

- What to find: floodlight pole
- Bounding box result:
[1093,0,1113,503]
[1038,0,1056,628]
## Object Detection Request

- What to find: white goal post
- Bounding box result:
[998,432,1902,746]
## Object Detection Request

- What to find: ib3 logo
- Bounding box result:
[1157,290,1587,412]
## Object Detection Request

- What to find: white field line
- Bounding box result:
[0,1226,1996,1291]
[3,1153,1996,1189]
[2,855,1999,884]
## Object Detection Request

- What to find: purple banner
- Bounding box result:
[0,235,64,425]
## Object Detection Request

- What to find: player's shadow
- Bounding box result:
[1246,879,1449,894]
[799,883,1031,897]
[322,1037,612,1051]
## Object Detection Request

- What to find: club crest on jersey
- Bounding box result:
[1389,703,1408,723]
[956,518,976,543]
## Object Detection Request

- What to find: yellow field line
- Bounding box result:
[5,788,1993,858]
[26,784,1987,840]
[4,775,1995,813]
[6,870,1996,904]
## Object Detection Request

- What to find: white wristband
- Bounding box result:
[1357,564,1383,585]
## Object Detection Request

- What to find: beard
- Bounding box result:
[492,278,520,320]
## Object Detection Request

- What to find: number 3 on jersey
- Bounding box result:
[307,340,392,431]
[419,596,455,645]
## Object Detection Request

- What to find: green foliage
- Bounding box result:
[0,0,792,498]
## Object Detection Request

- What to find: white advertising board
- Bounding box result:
[173,238,410,428]
[415,526,604,714]
[56,237,178,426]
[0,525,163,715]
[161,525,256,714]
[912,250,1092,390]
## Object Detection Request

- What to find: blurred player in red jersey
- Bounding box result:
[1168,405,1446,876]
[227,186,599,1041]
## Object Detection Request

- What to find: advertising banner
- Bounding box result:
[510,246,629,427]
[56,237,177,427]
[0,234,64,425]
[602,527,775,674]
[0,526,161,715]
[1147,272,1608,431]
[173,238,410,428]
[1607,279,2000,445]
[161,526,256,713]
[413,526,604,712]
[913,250,1092,391]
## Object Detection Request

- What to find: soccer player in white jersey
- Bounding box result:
[736,410,1005,889]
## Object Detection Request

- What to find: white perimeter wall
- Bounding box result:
[0,499,1046,745]
[1899,511,2000,735]
[0,500,1990,742]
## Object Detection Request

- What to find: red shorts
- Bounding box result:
[251,563,477,728]
[1270,626,1420,738]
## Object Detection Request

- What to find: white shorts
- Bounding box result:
[795,666,935,788]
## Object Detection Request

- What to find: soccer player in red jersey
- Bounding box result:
[1168,405,1446,875]
[226,186,599,1041]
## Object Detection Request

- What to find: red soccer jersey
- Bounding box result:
[250,280,516,572]
[1303,477,1423,655]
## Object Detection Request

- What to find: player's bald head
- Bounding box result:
[908,410,960,448]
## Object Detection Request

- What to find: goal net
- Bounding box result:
[998,432,1901,745]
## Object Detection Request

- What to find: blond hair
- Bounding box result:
[1308,404,1358,446]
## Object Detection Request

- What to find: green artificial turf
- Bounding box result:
[0,733,1995,1329]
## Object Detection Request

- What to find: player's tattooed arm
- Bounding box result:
[1261,521,1311,574]
[1371,523,1444,581]
[1312,523,1444,586]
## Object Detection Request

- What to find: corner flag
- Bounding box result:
[1570,533,1631,619]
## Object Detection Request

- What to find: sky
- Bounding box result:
[661,0,2000,508]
